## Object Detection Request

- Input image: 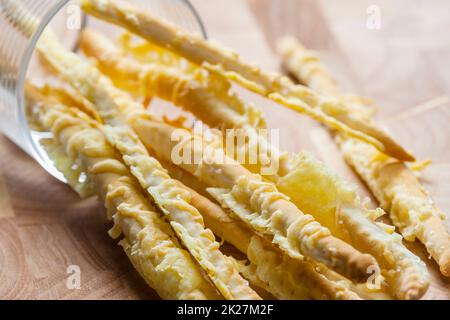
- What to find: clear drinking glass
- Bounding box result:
[0,0,206,181]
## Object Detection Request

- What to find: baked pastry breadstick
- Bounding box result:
[36,84,348,301]
[7,0,433,300]
[32,20,378,283]
[38,84,103,123]
[277,36,450,277]
[10,0,256,294]
[135,117,431,298]
[79,29,429,298]
[277,153,429,299]
[80,0,414,159]
[146,157,363,299]
[79,29,266,130]
[25,85,221,300]
[36,29,260,301]
[80,29,286,176]
[104,125,261,300]
[240,237,363,300]
[37,33,368,298]
[129,118,377,282]
[132,150,363,299]
[340,139,450,277]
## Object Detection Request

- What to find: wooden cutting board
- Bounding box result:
[0,0,449,299]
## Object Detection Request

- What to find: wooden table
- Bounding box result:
[0,0,448,299]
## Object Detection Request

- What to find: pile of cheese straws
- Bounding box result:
[4,0,449,299]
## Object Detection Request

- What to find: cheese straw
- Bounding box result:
[3,0,436,300]
[78,0,419,160]
[1,0,260,297]
[161,162,369,299]
[130,117,378,281]
[18,13,377,284]
[277,36,450,278]
[35,30,260,301]
[79,29,266,130]
[80,30,429,299]
[79,29,288,177]
[25,85,221,300]
[35,104,373,302]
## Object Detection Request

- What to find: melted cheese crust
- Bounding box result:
[36,28,259,300]
[277,35,449,279]
[80,0,402,157]
[30,93,220,299]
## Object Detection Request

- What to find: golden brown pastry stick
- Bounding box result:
[34,25,377,283]
[13,0,258,295]
[277,36,450,277]
[36,30,366,296]
[124,141,362,299]
[12,0,363,299]
[25,85,221,300]
[149,159,362,299]
[103,125,261,300]
[36,30,260,301]
[37,86,363,301]
[239,237,362,300]
[116,32,200,76]
[80,0,414,159]
[80,29,285,176]
[129,118,378,282]
[275,153,429,300]
[340,139,450,277]
[79,29,266,130]
[38,84,103,123]
[79,30,429,298]
[37,83,352,299]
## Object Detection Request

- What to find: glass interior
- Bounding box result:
[0,0,206,182]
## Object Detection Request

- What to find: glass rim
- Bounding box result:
[15,0,208,182]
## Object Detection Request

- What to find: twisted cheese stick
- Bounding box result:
[9,0,256,294]
[150,160,362,299]
[79,29,286,177]
[341,139,450,277]
[129,118,378,282]
[240,237,361,300]
[10,0,367,299]
[38,85,336,301]
[36,30,259,301]
[25,86,220,300]
[276,153,430,300]
[117,32,201,78]
[277,36,450,277]
[80,30,429,298]
[38,84,103,123]
[34,20,377,282]
[160,89,428,298]
[36,30,365,297]
[103,126,261,300]
[80,29,265,130]
[80,0,413,159]
[130,148,362,299]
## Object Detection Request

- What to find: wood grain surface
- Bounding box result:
[0,0,449,299]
